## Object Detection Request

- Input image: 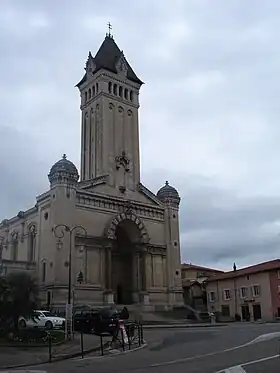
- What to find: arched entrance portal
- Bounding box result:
[112,219,142,305]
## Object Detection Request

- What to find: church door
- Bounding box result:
[111,220,140,304]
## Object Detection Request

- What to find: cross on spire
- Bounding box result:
[107,22,112,38]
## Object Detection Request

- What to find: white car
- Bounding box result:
[19,310,65,330]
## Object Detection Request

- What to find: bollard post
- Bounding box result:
[48,332,52,363]
[120,327,125,351]
[128,325,131,350]
[100,334,104,356]
[80,330,84,359]
[140,323,144,345]
[138,323,141,347]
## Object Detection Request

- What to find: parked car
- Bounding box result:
[74,308,121,335]
[19,310,65,330]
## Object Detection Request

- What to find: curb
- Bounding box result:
[143,323,228,329]
[74,341,148,361]
[0,342,106,370]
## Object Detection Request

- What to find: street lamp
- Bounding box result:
[0,236,4,259]
[53,224,87,339]
[0,236,4,275]
[233,262,237,319]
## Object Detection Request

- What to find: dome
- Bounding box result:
[48,154,79,183]
[157,181,180,201]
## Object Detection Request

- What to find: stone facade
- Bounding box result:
[0,34,183,310]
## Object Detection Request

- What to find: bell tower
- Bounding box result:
[76,31,143,193]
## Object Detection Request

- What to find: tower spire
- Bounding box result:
[107,22,113,38]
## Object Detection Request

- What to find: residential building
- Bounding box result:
[0,32,183,310]
[206,259,280,321]
[181,263,224,310]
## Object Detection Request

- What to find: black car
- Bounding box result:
[73,308,121,335]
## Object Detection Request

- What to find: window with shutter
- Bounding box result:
[223,289,231,300]
[252,285,260,297]
[240,287,248,298]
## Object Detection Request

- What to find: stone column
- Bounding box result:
[140,250,147,291]
[132,249,139,303]
[104,244,114,304]
[139,247,150,306]
[106,245,112,290]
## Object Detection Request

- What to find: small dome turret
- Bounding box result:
[157,181,180,206]
[48,154,79,186]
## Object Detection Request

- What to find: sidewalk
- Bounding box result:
[143,322,228,329]
[0,333,100,370]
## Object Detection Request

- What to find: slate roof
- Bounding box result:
[76,35,143,87]
[157,181,180,200]
[207,259,280,282]
[48,154,79,183]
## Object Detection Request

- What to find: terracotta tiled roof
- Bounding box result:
[207,259,280,282]
[181,263,224,273]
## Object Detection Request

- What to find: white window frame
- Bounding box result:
[209,291,216,302]
[278,270,280,280]
[223,289,231,300]
[252,284,260,297]
[240,286,248,298]
[278,285,280,295]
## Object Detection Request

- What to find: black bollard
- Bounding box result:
[138,323,141,347]
[128,325,131,350]
[48,332,52,363]
[100,334,104,356]
[120,327,125,351]
[140,323,144,344]
[80,330,84,359]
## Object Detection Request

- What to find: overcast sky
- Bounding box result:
[1,0,280,271]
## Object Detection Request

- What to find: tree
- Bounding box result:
[0,272,39,332]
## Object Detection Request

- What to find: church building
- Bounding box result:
[0,33,183,310]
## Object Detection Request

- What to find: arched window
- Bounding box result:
[108,82,112,93]
[42,262,46,282]
[119,86,123,97]
[113,84,117,95]
[124,88,128,99]
[11,233,18,261]
[129,90,133,102]
[85,91,88,102]
[92,85,95,96]
[28,225,36,262]
[96,83,99,93]
[89,88,92,99]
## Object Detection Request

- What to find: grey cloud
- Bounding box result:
[1,0,280,270]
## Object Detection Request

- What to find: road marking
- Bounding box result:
[242,354,279,367]
[247,331,280,344]
[0,371,47,373]
[151,331,280,368]
[224,367,246,372]
[150,343,250,367]
[216,354,279,372]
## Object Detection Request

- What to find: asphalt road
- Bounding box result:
[4,323,280,373]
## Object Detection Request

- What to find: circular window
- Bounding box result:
[174,241,178,246]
